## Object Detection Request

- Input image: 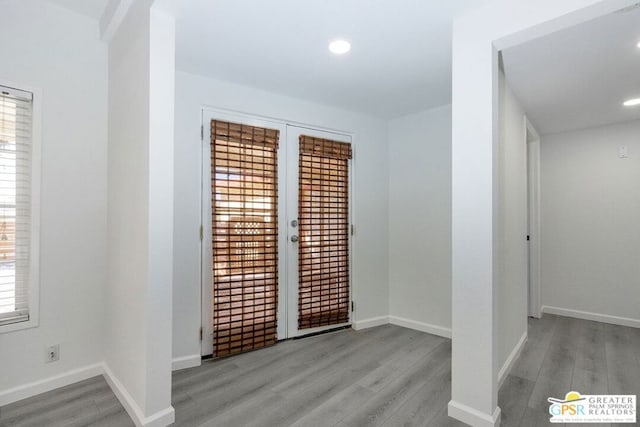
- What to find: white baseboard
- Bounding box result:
[0,363,103,407]
[139,406,175,427]
[172,354,201,371]
[1,362,175,426]
[388,315,452,339]
[448,400,501,427]
[498,331,527,387]
[541,306,640,329]
[352,315,389,330]
[103,364,175,427]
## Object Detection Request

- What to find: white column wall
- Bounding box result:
[105,1,175,424]
[145,6,175,418]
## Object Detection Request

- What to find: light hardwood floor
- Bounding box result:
[500,315,640,427]
[1,315,638,426]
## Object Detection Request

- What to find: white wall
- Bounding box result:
[0,0,107,397]
[105,0,175,423]
[540,120,640,323]
[106,0,151,411]
[145,6,175,419]
[449,1,630,424]
[497,72,528,371]
[173,71,389,360]
[388,105,452,333]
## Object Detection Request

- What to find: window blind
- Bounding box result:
[0,86,33,327]
[210,120,279,357]
[298,135,351,329]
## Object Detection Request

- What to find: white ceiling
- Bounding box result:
[174,0,485,118]
[47,0,107,19]
[44,0,489,118]
[502,5,640,135]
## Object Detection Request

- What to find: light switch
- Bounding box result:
[618,145,629,158]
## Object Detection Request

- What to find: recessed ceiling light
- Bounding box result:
[329,39,351,55]
[637,40,640,48]
[623,98,640,107]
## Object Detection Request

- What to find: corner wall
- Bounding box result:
[385,74,530,380]
[106,0,151,411]
[388,105,452,337]
[105,1,175,424]
[540,120,640,326]
[0,0,107,402]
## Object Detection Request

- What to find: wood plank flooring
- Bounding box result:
[1,315,638,426]
[170,325,460,427]
[500,315,640,427]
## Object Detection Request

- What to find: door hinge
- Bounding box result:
[351,301,355,312]
[199,327,203,341]
[200,225,204,241]
[201,124,204,141]
[351,224,355,236]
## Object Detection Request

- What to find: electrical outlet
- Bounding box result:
[46,344,59,363]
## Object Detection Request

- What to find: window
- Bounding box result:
[0,83,39,331]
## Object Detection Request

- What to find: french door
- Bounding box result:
[201,111,352,357]
[285,126,352,338]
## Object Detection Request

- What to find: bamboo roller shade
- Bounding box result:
[298,135,352,329]
[211,120,280,357]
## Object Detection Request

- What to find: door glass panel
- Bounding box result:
[298,135,351,329]
[210,120,279,357]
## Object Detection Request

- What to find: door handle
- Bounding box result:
[291,235,299,243]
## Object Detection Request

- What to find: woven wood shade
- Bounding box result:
[298,135,351,329]
[211,120,279,357]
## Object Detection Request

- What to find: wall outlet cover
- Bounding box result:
[46,344,60,363]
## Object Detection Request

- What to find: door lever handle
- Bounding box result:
[290,235,299,243]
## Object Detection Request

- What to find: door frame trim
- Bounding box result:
[199,106,356,356]
[525,116,541,319]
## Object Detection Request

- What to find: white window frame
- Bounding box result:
[0,79,41,334]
